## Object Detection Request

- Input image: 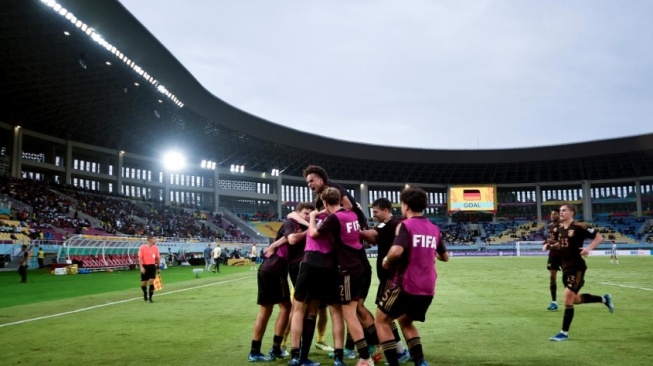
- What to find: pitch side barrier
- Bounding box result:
[56,235,266,271]
[441,241,653,258]
[363,243,653,258]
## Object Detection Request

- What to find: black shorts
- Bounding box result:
[547,253,562,271]
[562,268,586,294]
[376,284,433,322]
[288,262,301,287]
[360,265,372,300]
[376,278,393,303]
[140,264,157,281]
[337,274,368,304]
[294,262,338,304]
[257,270,291,305]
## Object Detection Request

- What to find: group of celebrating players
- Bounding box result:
[247,165,448,366]
[246,163,617,366]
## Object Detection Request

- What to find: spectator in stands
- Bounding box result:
[138,235,161,303]
[18,244,29,283]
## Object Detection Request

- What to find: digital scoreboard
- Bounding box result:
[448,185,497,213]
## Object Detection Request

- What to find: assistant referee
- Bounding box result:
[139,235,161,303]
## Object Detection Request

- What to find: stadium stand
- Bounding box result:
[253,221,283,239]
[0,0,652,271]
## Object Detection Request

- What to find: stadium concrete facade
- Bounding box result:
[1,0,652,221]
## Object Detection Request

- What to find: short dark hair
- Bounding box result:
[560,203,576,214]
[296,202,315,212]
[400,186,428,213]
[303,165,329,182]
[551,207,560,213]
[372,198,392,211]
[320,187,341,206]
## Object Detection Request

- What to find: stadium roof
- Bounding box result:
[1,0,652,184]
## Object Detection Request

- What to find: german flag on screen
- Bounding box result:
[463,189,481,201]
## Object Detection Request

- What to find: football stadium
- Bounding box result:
[1,1,653,365]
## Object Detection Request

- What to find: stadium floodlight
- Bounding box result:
[271,169,280,177]
[201,160,216,170]
[63,31,70,36]
[230,164,245,173]
[162,151,186,171]
[39,0,185,109]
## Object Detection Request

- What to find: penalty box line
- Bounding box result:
[0,276,252,328]
[600,282,653,291]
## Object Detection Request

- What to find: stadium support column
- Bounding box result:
[359,182,369,220]
[10,125,22,178]
[275,175,282,220]
[213,168,220,213]
[635,180,642,217]
[65,140,72,184]
[99,155,110,193]
[447,184,453,224]
[582,180,592,220]
[117,151,124,196]
[535,185,542,222]
[164,170,170,206]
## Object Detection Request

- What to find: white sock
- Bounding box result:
[396,341,406,353]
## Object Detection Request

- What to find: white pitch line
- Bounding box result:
[0,276,252,328]
[600,282,653,291]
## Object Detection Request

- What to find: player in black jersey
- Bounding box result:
[360,198,411,363]
[542,208,561,311]
[247,225,292,362]
[545,203,614,341]
[303,165,368,230]
[304,165,379,361]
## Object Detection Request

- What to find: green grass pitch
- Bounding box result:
[1,257,652,365]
